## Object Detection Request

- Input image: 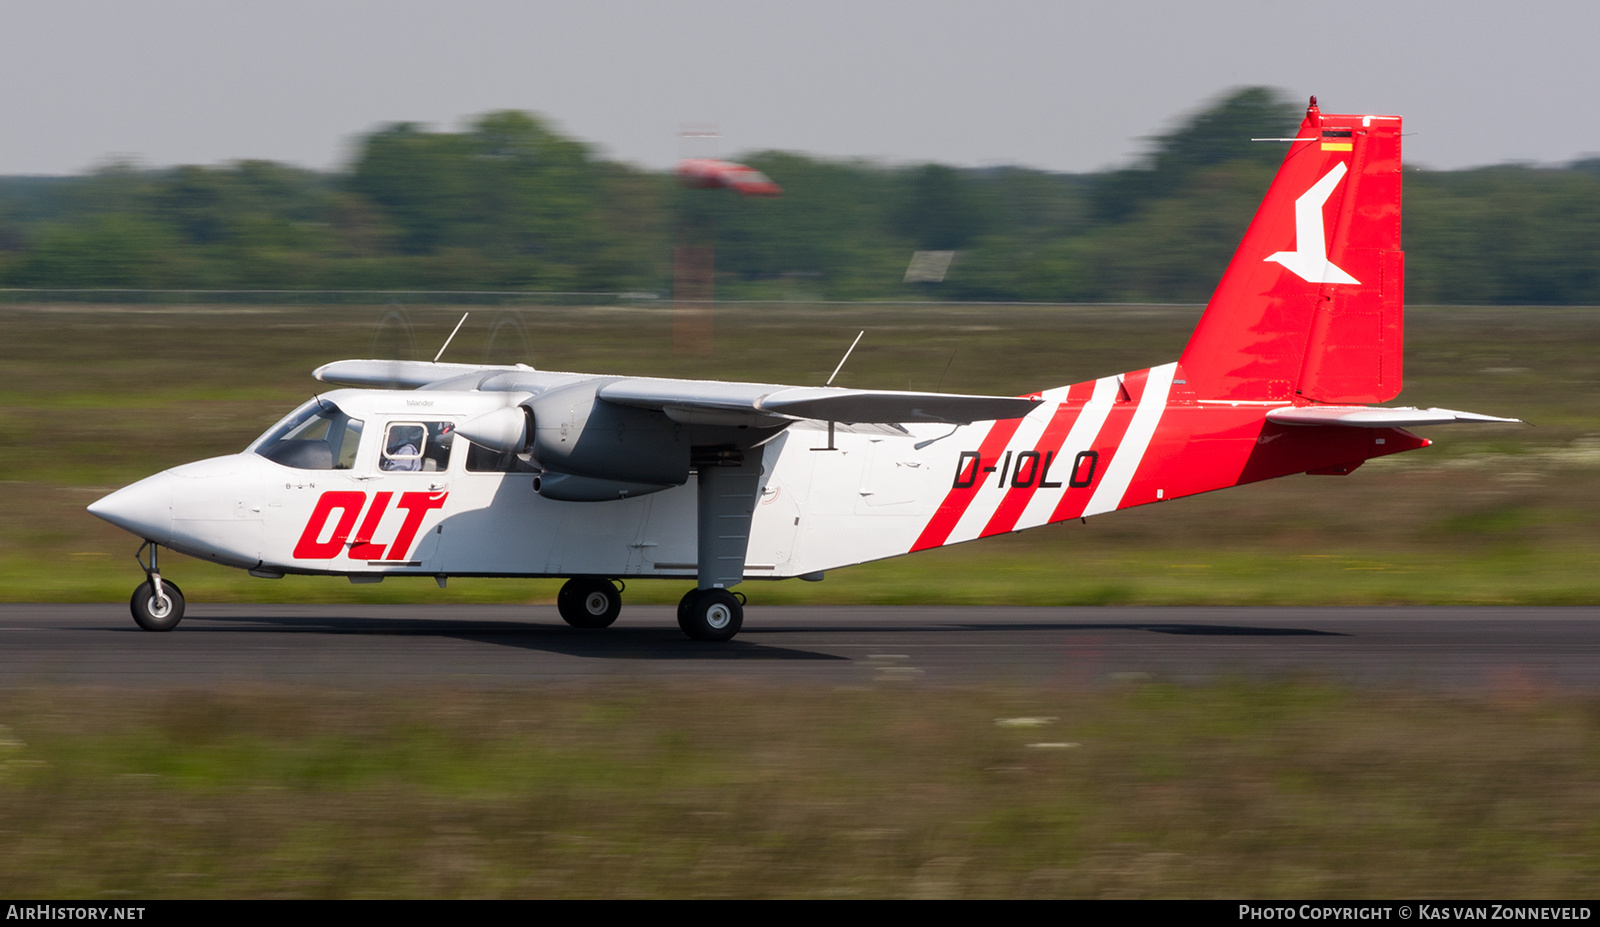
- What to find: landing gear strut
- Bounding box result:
[130,541,184,632]
[557,577,623,629]
[677,588,744,642]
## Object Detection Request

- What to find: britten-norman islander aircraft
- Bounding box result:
[89,98,1518,641]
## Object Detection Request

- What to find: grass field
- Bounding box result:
[2,682,1598,898]
[3,301,1595,606]
[4,303,1599,899]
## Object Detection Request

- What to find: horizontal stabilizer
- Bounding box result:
[1266,406,1522,427]
[314,359,527,389]
[598,379,1039,425]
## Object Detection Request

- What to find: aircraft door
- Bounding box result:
[345,420,459,569]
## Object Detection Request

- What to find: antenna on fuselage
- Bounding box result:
[826,330,865,386]
[433,312,470,363]
[910,350,962,450]
[935,349,957,392]
[812,330,865,453]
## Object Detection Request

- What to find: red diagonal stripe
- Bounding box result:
[910,416,1027,552]
[1050,370,1149,522]
[979,382,1093,538]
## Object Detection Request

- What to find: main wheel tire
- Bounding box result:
[557,577,621,629]
[130,578,185,632]
[677,588,742,642]
[677,588,698,628]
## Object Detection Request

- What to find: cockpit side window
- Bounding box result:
[382,423,426,471]
[252,401,365,470]
[381,421,456,472]
[336,419,364,469]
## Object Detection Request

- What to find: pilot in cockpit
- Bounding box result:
[381,424,424,472]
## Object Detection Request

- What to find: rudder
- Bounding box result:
[1177,98,1404,403]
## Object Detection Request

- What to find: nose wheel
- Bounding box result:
[130,541,184,632]
[556,577,623,629]
[677,588,744,642]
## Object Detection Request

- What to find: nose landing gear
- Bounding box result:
[130,541,185,632]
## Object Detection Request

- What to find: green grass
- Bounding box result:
[2,683,1598,898]
[4,302,1599,605]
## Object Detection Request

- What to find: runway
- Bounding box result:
[3,604,1599,690]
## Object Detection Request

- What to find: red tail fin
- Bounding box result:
[1177,99,1403,403]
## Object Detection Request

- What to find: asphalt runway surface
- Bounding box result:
[3,603,1600,690]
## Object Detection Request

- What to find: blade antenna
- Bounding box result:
[826,330,865,386]
[935,349,957,392]
[433,312,470,363]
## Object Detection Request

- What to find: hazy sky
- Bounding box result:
[1,1,1594,176]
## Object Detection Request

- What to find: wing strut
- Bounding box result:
[696,452,763,590]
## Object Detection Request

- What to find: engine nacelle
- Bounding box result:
[525,381,690,486]
[532,472,672,501]
[456,406,529,454]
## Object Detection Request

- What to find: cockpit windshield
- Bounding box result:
[249,399,365,470]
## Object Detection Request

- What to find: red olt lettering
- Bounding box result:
[293,491,448,561]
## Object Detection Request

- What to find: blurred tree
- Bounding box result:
[9,215,180,287]
[1090,86,1299,223]
[705,152,900,298]
[3,95,1600,304]
[893,163,990,251]
[1407,165,1600,304]
[349,122,474,255]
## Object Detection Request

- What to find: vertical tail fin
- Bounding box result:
[1177,98,1404,403]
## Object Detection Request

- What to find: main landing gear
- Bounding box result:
[556,577,623,629]
[130,541,184,632]
[555,577,746,641]
[677,588,744,642]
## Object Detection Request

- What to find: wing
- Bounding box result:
[1266,406,1522,427]
[316,360,1041,425]
[597,378,1040,425]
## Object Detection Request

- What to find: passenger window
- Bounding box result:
[465,441,539,473]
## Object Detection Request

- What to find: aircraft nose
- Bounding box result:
[87,472,174,542]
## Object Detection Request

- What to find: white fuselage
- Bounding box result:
[92,385,1050,583]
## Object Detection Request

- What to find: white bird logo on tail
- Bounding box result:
[1265,162,1360,285]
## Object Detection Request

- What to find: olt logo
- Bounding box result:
[293,491,448,561]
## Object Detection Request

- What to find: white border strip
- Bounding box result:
[1082,362,1177,518]
[1014,376,1120,531]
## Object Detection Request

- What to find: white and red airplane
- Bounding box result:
[89,99,1517,641]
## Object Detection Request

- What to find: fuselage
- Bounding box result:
[88,363,1427,583]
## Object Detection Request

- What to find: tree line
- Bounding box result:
[2,88,1597,305]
